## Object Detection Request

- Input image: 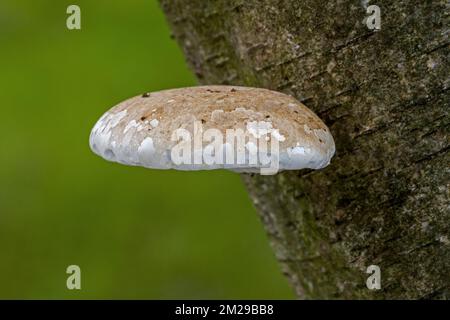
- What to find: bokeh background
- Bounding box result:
[0,0,293,298]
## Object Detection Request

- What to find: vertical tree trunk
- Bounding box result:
[159,0,449,299]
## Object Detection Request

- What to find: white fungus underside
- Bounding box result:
[89,111,334,174]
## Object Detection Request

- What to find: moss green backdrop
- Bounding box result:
[0,0,292,298]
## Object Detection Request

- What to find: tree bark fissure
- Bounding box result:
[159,0,450,299]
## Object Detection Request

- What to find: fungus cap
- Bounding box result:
[89,85,335,174]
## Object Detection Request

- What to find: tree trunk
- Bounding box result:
[159,0,449,299]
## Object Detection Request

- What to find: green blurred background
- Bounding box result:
[0,0,292,298]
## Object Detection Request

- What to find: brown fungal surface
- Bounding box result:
[89,85,335,173]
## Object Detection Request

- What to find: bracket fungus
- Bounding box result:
[89,86,335,175]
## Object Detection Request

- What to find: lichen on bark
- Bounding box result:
[159,0,450,299]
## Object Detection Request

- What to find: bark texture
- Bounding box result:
[159,0,450,299]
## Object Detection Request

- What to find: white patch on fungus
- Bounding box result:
[96,131,112,155]
[137,137,156,166]
[290,146,306,155]
[138,137,155,154]
[124,120,139,134]
[247,121,285,141]
[150,119,159,128]
[89,110,127,158]
[246,141,258,153]
[247,121,272,138]
[109,110,128,128]
[271,130,286,142]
